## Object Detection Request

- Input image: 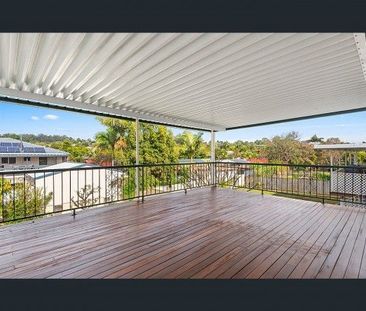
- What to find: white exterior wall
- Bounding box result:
[34,168,122,213]
[1,156,67,170]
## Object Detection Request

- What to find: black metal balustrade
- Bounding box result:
[0,162,365,223]
[215,162,366,206]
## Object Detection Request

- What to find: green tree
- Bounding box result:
[49,140,91,162]
[264,131,316,165]
[175,131,208,160]
[309,134,324,143]
[1,179,52,222]
[357,151,366,164]
[140,123,178,164]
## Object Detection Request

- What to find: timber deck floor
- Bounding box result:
[0,187,366,279]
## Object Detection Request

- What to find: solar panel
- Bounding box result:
[23,147,34,152]
[7,147,20,153]
[0,143,47,153]
[34,147,46,153]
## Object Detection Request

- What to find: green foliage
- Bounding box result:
[309,134,324,143]
[357,151,366,164]
[93,118,179,165]
[175,131,209,160]
[49,140,91,162]
[216,140,261,160]
[1,179,52,222]
[140,123,179,164]
[0,133,93,145]
[264,132,316,165]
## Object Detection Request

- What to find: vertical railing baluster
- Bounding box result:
[34,172,37,216]
[309,167,312,198]
[69,169,72,210]
[61,170,64,211]
[12,173,15,220]
[43,172,46,215]
[98,168,101,204]
[92,169,95,205]
[141,166,145,202]
[78,169,80,207]
[23,173,26,218]
[52,171,55,214]
[1,174,4,222]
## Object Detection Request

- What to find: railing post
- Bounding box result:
[210,130,216,187]
[135,118,140,199]
[141,166,144,202]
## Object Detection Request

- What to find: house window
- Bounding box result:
[24,157,31,161]
[39,157,48,166]
[1,158,8,164]
[9,158,16,164]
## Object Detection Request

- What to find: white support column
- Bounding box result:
[210,130,216,162]
[330,153,333,191]
[135,118,140,199]
[210,130,216,186]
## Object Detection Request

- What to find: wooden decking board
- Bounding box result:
[192,200,319,279]
[344,211,366,278]
[260,205,340,279]
[50,202,280,280]
[275,205,348,279]
[232,203,328,279]
[137,197,314,279]
[96,197,289,279]
[177,201,319,279]
[315,208,360,278]
[72,205,260,279]
[5,216,221,278]
[1,190,261,274]
[299,206,354,278]
[330,209,365,278]
[219,203,323,279]
[0,188,365,279]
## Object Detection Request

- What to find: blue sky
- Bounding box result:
[0,101,365,143]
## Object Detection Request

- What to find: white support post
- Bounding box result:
[135,118,140,199]
[330,153,333,191]
[210,130,216,186]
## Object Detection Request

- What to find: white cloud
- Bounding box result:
[43,114,59,120]
[31,116,40,120]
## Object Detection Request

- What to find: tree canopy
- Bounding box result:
[2,119,365,166]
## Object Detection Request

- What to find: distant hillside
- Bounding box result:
[0,133,93,145]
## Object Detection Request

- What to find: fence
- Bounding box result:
[216,162,366,205]
[1,162,365,223]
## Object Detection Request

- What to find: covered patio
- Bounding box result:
[0,187,365,279]
[1,33,366,279]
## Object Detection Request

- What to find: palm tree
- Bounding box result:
[176,131,205,161]
[95,127,124,166]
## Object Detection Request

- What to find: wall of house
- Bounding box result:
[0,156,67,169]
[33,168,123,214]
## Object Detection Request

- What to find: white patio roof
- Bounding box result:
[0,33,366,131]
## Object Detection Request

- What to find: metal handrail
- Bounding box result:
[1,161,365,224]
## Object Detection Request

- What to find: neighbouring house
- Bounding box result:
[31,162,125,214]
[0,138,68,170]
